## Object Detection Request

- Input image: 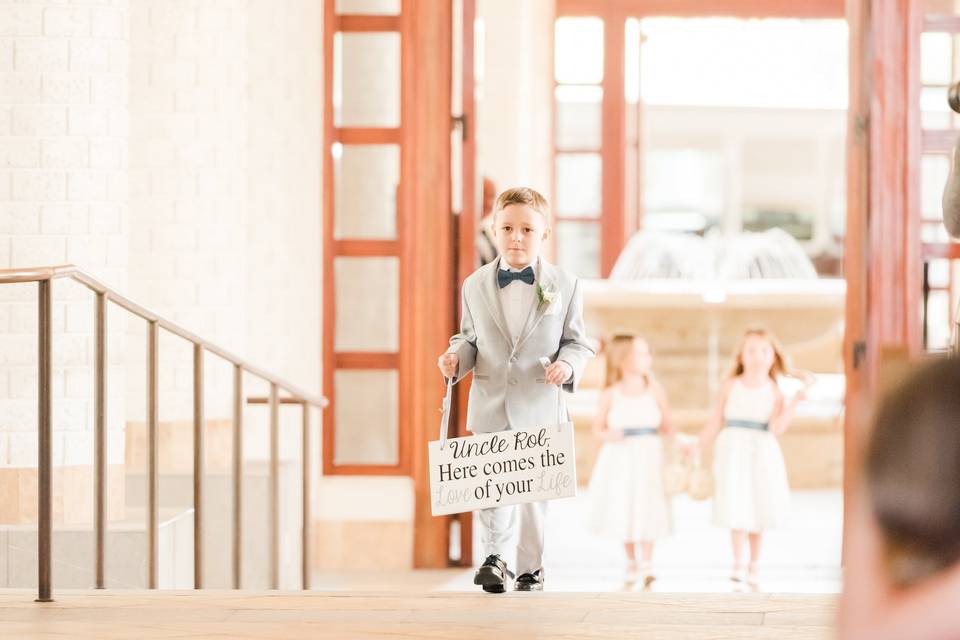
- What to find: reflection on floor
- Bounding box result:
[305,490,841,595]
[462,489,843,594]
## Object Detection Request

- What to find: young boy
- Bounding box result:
[437,187,594,593]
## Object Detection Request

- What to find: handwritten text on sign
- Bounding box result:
[429,425,577,516]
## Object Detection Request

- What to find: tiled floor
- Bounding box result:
[306,489,842,594]
[304,488,841,599]
[457,489,843,594]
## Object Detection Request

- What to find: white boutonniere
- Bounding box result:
[536,283,561,315]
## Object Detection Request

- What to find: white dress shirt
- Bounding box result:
[498,260,538,344]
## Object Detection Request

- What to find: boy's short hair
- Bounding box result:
[494,187,551,225]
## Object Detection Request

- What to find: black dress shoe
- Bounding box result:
[474,555,510,593]
[513,570,543,592]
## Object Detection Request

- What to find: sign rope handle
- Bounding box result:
[439,378,453,449]
[540,357,569,430]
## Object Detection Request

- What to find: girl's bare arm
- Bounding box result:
[591,388,619,442]
[769,386,803,436]
[652,381,675,437]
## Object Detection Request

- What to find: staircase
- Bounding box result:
[0,265,327,601]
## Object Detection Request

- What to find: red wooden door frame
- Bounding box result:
[452,0,478,568]
[322,7,410,477]
[843,0,923,562]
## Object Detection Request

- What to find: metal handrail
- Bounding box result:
[0,265,328,601]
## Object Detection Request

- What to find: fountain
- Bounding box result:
[610,228,818,281]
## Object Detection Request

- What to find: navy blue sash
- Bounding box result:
[725,419,769,432]
[621,426,659,437]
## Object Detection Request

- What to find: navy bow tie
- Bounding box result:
[498,266,535,288]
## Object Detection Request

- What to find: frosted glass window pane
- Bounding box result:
[335,0,400,14]
[921,86,951,129]
[334,370,398,465]
[557,222,600,278]
[335,145,399,239]
[926,289,951,349]
[334,33,400,127]
[555,85,602,150]
[555,18,604,84]
[556,153,601,216]
[929,258,951,288]
[923,222,951,243]
[334,257,399,352]
[922,154,951,219]
[921,32,953,85]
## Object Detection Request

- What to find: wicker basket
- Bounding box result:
[662,435,690,496]
[687,450,714,501]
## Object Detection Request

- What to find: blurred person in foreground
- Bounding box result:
[839,356,960,640]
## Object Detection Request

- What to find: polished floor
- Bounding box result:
[309,490,842,594]
[502,489,844,594]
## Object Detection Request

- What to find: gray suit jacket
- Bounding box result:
[446,257,595,433]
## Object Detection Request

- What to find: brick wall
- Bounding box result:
[1,0,322,464]
[127,0,248,422]
[0,0,129,469]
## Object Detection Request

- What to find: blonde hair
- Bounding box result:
[726,326,811,383]
[603,332,652,388]
[493,187,551,225]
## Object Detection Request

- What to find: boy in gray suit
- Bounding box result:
[437,187,594,592]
